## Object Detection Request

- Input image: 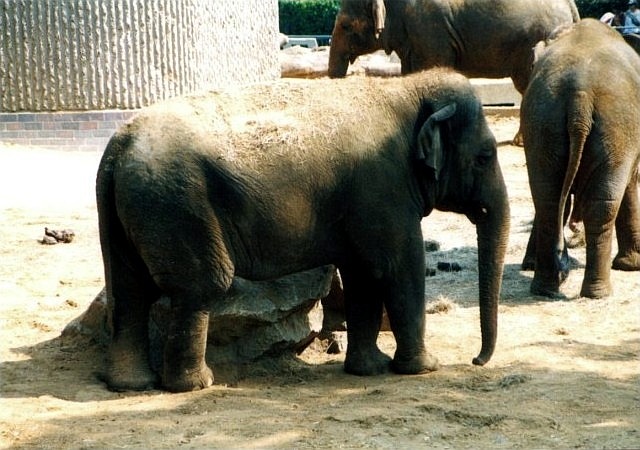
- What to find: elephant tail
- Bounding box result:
[96,130,143,294]
[556,90,593,263]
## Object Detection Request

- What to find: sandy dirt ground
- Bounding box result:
[1,113,639,449]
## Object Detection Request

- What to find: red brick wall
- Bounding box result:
[0,111,137,151]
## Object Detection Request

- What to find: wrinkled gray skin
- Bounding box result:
[521,19,640,299]
[328,0,579,96]
[97,69,510,393]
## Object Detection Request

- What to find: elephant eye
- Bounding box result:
[475,148,493,167]
[476,154,490,166]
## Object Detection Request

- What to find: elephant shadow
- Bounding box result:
[423,246,545,307]
[527,337,640,363]
[0,335,116,402]
[0,332,338,402]
[0,246,594,402]
[423,241,586,307]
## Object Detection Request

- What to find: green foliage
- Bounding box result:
[278,0,340,35]
[575,0,629,18]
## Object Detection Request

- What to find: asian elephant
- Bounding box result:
[327,0,579,97]
[96,68,510,393]
[624,33,640,56]
[521,19,640,299]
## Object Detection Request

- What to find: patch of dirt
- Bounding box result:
[1,112,639,449]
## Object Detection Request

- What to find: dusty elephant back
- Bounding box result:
[444,0,578,77]
[114,69,472,172]
[125,78,400,167]
[343,0,579,90]
[525,19,640,127]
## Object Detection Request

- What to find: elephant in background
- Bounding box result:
[97,69,510,392]
[521,19,640,299]
[328,0,579,96]
[624,33,640,55]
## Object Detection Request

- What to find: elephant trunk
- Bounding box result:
[328,41,350,78]
[472,178,510,366]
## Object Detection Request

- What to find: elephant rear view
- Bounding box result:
[97,69,510,392]
[521,19,640,299]
[328,0,579,94]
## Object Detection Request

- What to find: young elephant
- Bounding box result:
[521,19,640,299]
[97,69,510,392]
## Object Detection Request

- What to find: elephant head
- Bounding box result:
[328,0,386,78]
[414,92,510,365]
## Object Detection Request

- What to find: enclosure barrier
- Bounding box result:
[0,0,279,149]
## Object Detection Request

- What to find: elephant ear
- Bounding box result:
[416,103,457,180]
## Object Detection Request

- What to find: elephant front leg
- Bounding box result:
[521,216,537,271]
[382,247,438,374]
[385,289,439,375]
[612,177,640,271]
[340,266,391,376]
[162,303,214,392]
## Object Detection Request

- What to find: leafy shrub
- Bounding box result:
[278,0,340,35]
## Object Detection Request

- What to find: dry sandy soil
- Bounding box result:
[1,109,639,449]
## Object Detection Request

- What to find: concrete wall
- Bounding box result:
[0,0,280,112]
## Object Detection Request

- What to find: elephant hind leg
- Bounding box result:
[153,274,227,392]
[529,214,570,299]
[153,262,230,391]
[104,248,161,392]
[141,213,235,392]
[161,295,215,392]
[612,175,640,271]
[581,206,616,299]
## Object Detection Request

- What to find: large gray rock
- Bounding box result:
[63,265,338,382]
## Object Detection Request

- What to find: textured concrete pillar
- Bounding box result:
[0,0,279,112]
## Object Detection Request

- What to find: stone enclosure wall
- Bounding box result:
[0,0,280,149]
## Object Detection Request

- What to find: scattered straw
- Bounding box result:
[425,296,455,314]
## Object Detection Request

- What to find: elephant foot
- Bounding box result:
[103,346,159,392]
[162,364,214,393]
[102,365,159,392]
[511,130,524,147]
[521,256,535,271]
[612,251,640,271]
[391,350,439,375]
[529,278,566,300]
[580,281,612,299]
[344,347,391,376]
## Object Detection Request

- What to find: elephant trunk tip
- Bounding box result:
[327,52,350,79]
[472,348,493,366]
[472,356,488,366]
